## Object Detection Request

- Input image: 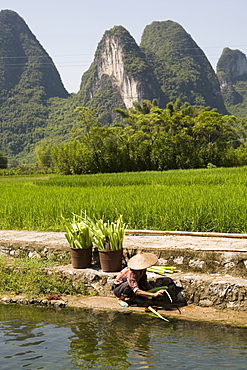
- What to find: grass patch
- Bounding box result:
[0,255,87,298]
[12,253,71,268]
[0,167,247,233]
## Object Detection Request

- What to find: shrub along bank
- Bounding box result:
[0,254,94,298]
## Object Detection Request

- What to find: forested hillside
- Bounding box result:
[217,47,247,117]
[140,21,227,114]
[0,9,247,166]
[0,9,69,161]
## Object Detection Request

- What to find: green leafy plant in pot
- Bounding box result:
[86,214,127,272]
[62,215,94,269]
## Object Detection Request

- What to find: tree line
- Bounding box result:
[34,99,247,174]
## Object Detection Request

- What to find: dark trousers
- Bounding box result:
[112,276,150,299]
[112,282,133,298]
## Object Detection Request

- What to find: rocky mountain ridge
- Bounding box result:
[96,29,144,108]
[79,21,227,118]
[1,9,247,160]
[216,48,247,114]
[77,25,165,123]
[0,9,68,100]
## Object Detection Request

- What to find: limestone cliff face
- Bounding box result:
[217,48,247,87]
[217,48,247,108]
[231,51,247,78]
[97,35,141,108]
[79,22,229,121]
[79,26,165,121]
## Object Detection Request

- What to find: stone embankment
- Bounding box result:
[1,229,247,314]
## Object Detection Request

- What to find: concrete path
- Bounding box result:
[124,232,247,252]
[1,229,247,252]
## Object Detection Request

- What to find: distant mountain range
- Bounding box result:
[1,9,247,161]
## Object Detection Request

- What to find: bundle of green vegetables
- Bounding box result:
[67,212,127,251]
[62,215,93,249]
[147,266,176,275]
[88,215,127,251]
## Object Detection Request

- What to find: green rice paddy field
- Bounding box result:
[0,167,247,233]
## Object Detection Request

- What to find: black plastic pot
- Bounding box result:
[98,249,123,272]
[70,246,92,269]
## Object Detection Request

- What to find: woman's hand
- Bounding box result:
[136,288,166,299]
[153,289,165,297]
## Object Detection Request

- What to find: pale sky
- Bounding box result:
[1,0,247,93]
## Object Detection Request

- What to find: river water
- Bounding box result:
[1,304,247,369]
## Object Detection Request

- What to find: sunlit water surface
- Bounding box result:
[0,304,247,369]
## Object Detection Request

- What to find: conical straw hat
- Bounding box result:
[128,252,158,270]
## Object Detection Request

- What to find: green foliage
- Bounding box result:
[81,214,126,251]
[62,214,94,249]
[0,151,7,168]
[35,140,53,168]
[52,140,93,175]
[140,21,227,114]
[52,101,244,175]
[0,166,51,177]
[0,268,87,296]
[73,107,100,137]
[0,254,86,297]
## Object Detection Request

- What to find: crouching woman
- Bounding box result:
[112,253,165,306]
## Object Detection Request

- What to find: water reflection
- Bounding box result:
[68,311,161,369]
[0,304,247,369]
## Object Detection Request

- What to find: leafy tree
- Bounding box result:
[52,101,247,175]
[231,143,247,166]
[0,151,7,169]
[73,107,100,137]
[35,140,53,169]
[114,99,160,121]
[52,140,94,175]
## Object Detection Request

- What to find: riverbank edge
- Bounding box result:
[1,229,247,327]
[1,293,247,328]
